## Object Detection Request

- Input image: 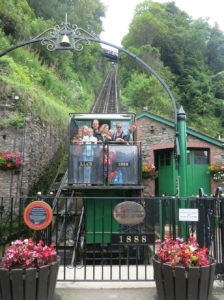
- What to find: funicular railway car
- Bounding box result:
[66,113,150,264]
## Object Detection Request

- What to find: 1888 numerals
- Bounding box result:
[111,234,153,245]
[119,235,147,244]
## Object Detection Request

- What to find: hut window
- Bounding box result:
[193,150,209,164]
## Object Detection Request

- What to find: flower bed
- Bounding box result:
[0,151,28,170]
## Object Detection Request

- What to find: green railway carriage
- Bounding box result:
[68,113,143,245]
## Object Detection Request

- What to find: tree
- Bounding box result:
[118,0,224,137]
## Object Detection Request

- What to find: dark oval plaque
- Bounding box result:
[24,201,53,230]
[113,201,145,226]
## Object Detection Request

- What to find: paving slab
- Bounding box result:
[53,281,224,300]
[53,287,157,300]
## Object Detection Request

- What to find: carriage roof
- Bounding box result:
[69,113,135,121]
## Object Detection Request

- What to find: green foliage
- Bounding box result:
[212,71,224,99]
[0,27,10,51]
[0,0,108,130]
[1,221,19,236]
[28,0,104,35]
[119,0,224,138]
[0,112,26,129]
[121,72,173,118]
[29,143,68,195]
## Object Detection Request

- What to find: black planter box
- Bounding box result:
[153,256,216,300]
[0,258,60,300]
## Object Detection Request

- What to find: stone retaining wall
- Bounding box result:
[0,105,67,198]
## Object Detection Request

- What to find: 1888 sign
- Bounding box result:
[111,233,154,245]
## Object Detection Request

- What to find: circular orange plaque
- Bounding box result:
[24,201,53,230]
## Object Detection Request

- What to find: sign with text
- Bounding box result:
[113,201,145,226]
[24,201,53,230]
[111,233,154,245]
[179,208,199,222]
[116,162,130,167]
[79,161,94,167]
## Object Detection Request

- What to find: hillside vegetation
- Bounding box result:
[119,0,224,138]
[0,0,108,129]
[0,0,223,138]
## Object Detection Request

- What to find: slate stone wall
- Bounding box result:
[0,105,67,198]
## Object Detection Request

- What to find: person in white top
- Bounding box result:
[82,125,89,139]
[82,128,97,144]
[82,128,97,183]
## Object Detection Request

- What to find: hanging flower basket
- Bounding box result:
[0,151,28,170]
[208,164,224,181]
[142,172,153,179]
[142,164,159,179]
[153,236,216,300]
[0,239,59,300]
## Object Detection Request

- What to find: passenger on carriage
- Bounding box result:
[82,128,97,144]
[104,129,114,143]
[82,127,97,184]
[127,123,137,144]
[108,129,114,140]
[72,128,83,143]
[92,119,103,142]
[113,122,128,143]
[100,124,114,143]
[82,125,89,140]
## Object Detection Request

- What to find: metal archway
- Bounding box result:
[0,30,179,156]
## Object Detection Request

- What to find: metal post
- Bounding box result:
[177,106,187,239]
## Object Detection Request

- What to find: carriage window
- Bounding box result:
[193,150,209,164]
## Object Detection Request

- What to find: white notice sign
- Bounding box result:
[179,209,199,222]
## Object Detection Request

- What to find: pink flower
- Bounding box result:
[156,236,210,269]
[0,239,57,270]
[173,243,179,249]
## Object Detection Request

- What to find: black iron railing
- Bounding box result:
[0,195,223,281]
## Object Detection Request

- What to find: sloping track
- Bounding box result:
[50,68,119,253]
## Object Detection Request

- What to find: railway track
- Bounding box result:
[50,67,120,259]
[52,67,119,198]
[92,67,119,114]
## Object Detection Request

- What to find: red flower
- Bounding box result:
[0,239,57,270]
[155,236,209,269]
[7,163,11,168]
[108,172,114,181]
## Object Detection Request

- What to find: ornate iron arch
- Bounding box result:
[0,21,179,156]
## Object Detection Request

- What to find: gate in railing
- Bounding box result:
[0,194,223,281]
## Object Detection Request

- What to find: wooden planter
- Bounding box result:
[153,256,216,300]
[0,258,60,300]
